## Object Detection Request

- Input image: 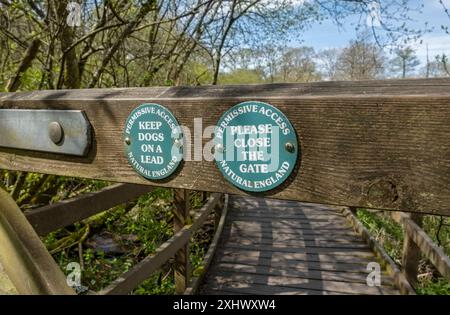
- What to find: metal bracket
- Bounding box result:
[0,109,91,156]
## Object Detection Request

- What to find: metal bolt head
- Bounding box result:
[215,143,224,153]
[285,142,295,153]
[174,139,183,148]
[48,121,64,144]
[124,137,131,145]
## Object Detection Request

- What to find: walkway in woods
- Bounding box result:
[200,195,400,295]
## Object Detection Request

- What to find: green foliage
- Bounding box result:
[356,209,404,262]
[219,69,265,85]
[423,216,450,257]
[40,186,213,295]
[417,279,450,295]
[133,273,175,295]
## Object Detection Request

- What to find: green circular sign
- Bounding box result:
[214,101,298,192]
[124,103,182,180]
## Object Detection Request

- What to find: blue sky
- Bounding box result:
[296,0,450,64]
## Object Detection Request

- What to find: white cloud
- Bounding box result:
[412,34,450,62]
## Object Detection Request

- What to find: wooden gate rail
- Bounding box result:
[97,193,223,295]
[2,78,450,215]
[25,184,155,236]
[0,188,75,294]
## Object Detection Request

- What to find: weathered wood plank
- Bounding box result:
[227,214,348,224]
[204,273,398,295]
[202,282,337,295]
[218,248,375,264]
[222,244,374,256]
[1,79,450,214]
[224,234,366,246]
[225,220,354,232]
[0,263,17,295]
[0,188,75,295]
[221,238,368,249]
[224,223,359,237]
[99,225,191,295]
[401,214,423,287]
[173,189,190,294]
[25,183,154,236]
[227,212,347,221]
[216,252,378,273]
[212,262,395,285]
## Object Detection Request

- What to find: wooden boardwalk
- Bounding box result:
[200,195,400,295]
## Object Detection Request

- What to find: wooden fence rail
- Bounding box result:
[391,212,450,286]
[346,207,450,292]
[98,192,223,295]
[25,183,154,236]
[1,177,226,295]
[1,78,450,215]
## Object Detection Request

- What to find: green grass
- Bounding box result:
[44,187,213,295]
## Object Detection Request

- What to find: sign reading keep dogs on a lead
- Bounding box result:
[124,103,182,180]
[214,101,298,192]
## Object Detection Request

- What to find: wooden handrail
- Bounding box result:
[97,193,222,295]
[341,207,415,295]
[391,212,450,285]
[185,194,229,295]
[2,79,450,215]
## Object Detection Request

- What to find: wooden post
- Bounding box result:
[401,213,423,288]
[173,189,190,294]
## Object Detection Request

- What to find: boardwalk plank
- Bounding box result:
[203,273,398,295]
[212,262,395,286]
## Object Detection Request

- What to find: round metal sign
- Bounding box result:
[124,103,183,180]
[214,101,298,192]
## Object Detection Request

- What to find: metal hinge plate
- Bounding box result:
[0,109,91,156]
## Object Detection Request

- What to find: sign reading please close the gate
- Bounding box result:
[214,101,298,192]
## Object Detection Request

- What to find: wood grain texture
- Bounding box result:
[0,188,75,295]
[401,214,423,287]
[173,189,190,294]
[200,195,401,295]
[1,78,450,214]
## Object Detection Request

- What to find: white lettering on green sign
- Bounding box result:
[124,103,182,180]
[214,101,298,192]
